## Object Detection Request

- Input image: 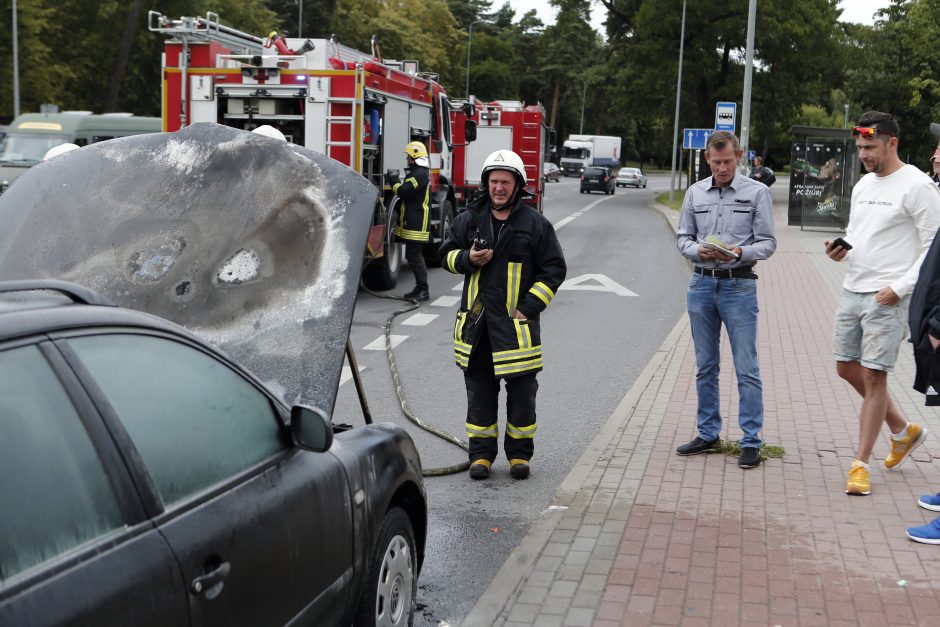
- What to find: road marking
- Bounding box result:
[553,196,611,231]
[340,365,365,386]
[560,273,638,296]
[363,335,407,350]
[452,281,463,291]
[432,295,460,307]
[401,313,439,326]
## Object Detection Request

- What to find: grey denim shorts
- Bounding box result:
[833,289,910,371]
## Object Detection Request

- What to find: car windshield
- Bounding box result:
[0,133,71,165]
[543,163,556,172]
[584,167,605,176]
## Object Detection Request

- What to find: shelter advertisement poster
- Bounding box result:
[787,141,850,229]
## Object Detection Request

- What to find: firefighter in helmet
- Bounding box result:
[389,141,431,301]
[438,150,567,480]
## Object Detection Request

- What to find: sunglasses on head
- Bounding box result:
[852,126,896,138]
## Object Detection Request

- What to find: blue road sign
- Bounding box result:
[747,150,756,160]
[715,101,736,132]
[682,128,713,150]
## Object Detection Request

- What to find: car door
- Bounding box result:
[0,341,188,627]
[63,332,355,627]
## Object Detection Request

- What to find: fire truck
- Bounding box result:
[449,97,553,212]
[150,11,475,289]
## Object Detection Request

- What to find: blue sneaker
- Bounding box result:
[907,517,940,544]
[919,494,940,512]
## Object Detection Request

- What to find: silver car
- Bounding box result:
[616,167,647,188]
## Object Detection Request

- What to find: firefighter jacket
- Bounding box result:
[392,165,430,242]
[438,194,567,378]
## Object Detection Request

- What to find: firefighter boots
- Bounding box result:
[469,459,491,480]
[509,459,530,480]
[403,287,430,302]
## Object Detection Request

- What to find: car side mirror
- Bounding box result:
[290,405,333,452]
[464,120,477,143]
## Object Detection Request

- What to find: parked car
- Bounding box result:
[542,162,560,182]
[0,280,426,626]
[580,166,615,194]
[616,167,647,188]
[0,124,427,627]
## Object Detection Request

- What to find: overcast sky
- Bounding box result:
[503,0,892,33]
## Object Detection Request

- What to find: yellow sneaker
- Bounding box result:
[846,461,871,496]
[885,423,927,469]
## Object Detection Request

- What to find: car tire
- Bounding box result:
[424,199,454,267]
[355,507,417,627]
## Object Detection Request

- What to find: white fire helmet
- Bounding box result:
[42,143,79,161]
[481,149,526,186]
[251,125,286,142]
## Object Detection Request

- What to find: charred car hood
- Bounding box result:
[0,123,377,414]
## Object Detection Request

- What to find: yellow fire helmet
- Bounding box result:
[404,141,429,159]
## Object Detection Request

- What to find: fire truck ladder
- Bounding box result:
[149,11,266,128]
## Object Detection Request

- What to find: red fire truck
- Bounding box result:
[150,11,474,289]
[449,97,553,212]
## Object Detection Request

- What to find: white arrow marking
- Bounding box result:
[559,273,638,297]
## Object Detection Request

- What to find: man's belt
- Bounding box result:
[693,266,757,279]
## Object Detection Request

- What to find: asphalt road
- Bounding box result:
[330,172,690,625]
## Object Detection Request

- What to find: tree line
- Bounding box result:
[1,0,939,169]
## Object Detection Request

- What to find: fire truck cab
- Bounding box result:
[449,97,552,213]
[151,11,473,288]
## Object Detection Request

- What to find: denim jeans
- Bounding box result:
[687,274,763,448]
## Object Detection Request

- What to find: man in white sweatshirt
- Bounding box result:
[826,111,940,496]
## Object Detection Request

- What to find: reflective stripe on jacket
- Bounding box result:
[392,165,430,242]
[438,194,567,377]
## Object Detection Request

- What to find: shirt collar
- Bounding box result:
[707,172,744,191]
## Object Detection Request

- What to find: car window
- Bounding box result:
[0,345,123,581]
[68,334,287,507]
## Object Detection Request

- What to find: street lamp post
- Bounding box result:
[844,103,850,127]
[465,20,482,98]
[739,0,757,160]
[579,80,588,134]
[13,0,20,117]
[297,0,303,38]
[669,0,687,204]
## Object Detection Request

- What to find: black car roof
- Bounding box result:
[0,280,200,344]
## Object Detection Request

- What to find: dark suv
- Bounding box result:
[0,280,426,627]
[580,166,616,195]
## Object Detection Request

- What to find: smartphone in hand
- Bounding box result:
[830,237,853,251]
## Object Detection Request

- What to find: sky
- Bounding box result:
[503,0,892,33]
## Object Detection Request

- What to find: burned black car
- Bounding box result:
[0,124,425,626]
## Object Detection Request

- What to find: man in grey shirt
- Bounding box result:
[675,130,777,468]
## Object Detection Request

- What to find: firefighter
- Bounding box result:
[438,150,567,480]
[388,141,431,301]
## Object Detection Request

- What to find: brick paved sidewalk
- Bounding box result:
[464,189,940,626]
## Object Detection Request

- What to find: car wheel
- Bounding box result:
[355,507,417,627]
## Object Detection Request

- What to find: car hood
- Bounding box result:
[0,122,378,416]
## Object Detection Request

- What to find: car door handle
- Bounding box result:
[191,561,231,595]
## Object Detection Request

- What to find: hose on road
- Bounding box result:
[358,280,470,477]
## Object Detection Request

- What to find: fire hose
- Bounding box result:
[358,271,471,477]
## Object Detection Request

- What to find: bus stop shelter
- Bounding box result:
[786,126,859,231]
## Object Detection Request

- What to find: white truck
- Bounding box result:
[559,134,621,176]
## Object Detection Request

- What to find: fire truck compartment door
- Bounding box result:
[465,126,513,186]
[383,98,410,174]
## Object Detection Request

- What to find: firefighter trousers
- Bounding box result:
[405,242,428,291]
[464,330,538,462]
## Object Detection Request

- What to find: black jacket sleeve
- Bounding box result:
[438,210,476,275]
[517,217,567,318]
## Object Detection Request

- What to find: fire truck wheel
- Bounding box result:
[363,199,403,291]
[424,199,455,267]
